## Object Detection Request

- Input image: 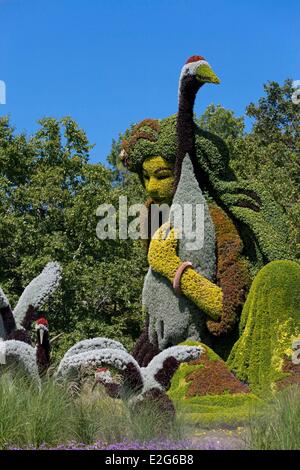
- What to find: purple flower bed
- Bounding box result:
[8,436,243,450]
[9,439,191,451]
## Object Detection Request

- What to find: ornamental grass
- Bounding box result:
[248,385,300,450]
[0,369,185,449]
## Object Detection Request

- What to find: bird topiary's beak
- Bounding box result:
[196,63,220,84]
[39,328,44,345]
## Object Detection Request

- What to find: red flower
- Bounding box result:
[96,367,108,373]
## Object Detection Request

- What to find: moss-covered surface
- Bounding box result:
[168,341,260,427]
[228,260,300,396]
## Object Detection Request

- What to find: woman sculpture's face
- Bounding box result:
[142,156,174,204]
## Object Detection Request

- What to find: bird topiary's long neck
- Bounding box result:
[36,337,51,375]
[176,78,205,188]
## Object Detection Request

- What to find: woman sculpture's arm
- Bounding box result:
[148,224,222,321]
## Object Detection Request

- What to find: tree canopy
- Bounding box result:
[0,116,147,360]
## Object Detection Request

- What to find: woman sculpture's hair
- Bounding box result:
[119,113,292,268]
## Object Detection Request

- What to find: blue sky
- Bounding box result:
[1,0,299,164]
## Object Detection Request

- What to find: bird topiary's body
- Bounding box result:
[0,262,61,379]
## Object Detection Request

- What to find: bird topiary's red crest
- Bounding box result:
[185,55,205,64]
[36,317,48,326]
[96,367,108,372]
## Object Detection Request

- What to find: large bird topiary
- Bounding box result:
[0,262,62,378]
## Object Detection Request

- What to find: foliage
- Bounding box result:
[118,107,295,276]
[120,118,176,176]
[230,81,300,258]
[197,104,245,141]
[246,79,300,151]
[0,370,77,448]
[206,202,250,345]
[196,86,300,259]
[193,132,293,274]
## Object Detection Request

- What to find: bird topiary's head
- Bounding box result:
[180,55,220,87]
[35,317,49,345]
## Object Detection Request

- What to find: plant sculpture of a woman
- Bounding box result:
[119,56,300,395]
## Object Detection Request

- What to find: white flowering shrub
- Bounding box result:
[140,345,203,393]
[2,340,41,386]
[13,262,62,328]
[62,337,126,360]
[56,338,202,404]
[56,347,140,381]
